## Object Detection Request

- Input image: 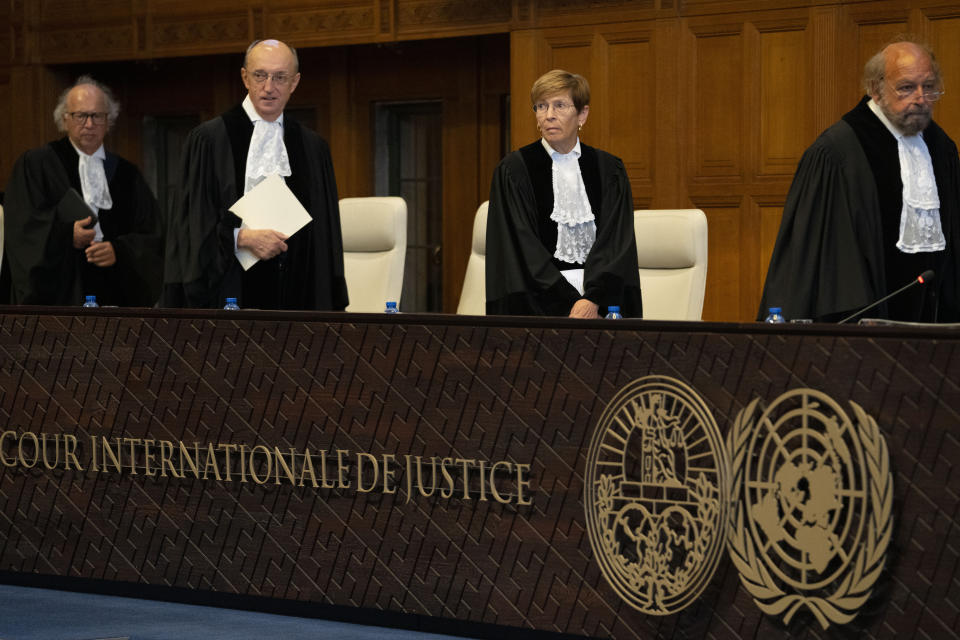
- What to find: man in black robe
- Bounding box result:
[759,40,960,322]
[4,77,163,306]
[162,39,347,311]
[486,70,642,318]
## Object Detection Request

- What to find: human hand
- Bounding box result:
[569,299,600,319]
[237,228,289,259]
[73,217,96,249]
[85,241,116,267]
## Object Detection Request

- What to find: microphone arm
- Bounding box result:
[837,270,935,324]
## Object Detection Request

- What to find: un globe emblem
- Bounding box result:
[584,376,730,615]
[727,389,893,629]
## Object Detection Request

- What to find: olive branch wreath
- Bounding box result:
[726,398,892,630]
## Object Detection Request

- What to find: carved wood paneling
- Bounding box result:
[150,13,249,56]
[267,4,376,44]
[604,34,654,185]
[39,25,135,63]
[689,25,744,180]
[695,202,743,322]
[395,0,513,34]
[758,203,785,302]
[925,12,960,145]
[756,23,810,177]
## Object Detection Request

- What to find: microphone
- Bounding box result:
[838,270,934,324]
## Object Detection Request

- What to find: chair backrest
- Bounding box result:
[456,201,488,315]
[633,209,708,320]
[339,197,407,312]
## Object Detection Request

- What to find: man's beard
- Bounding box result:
[882,102,932,135]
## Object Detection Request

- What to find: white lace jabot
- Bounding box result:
[72,142,110,243]
[543,138,596,264]
[243,95,291,194]
[868,99,945,253]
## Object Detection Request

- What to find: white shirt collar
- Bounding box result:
[69,140,106,160]
[542,137,581,159]
[242,94,284,126]
[867,98,917,140]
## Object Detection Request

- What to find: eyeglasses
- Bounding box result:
[888,81,945,102]
[247,70,296,87]
[533,101,576,114]
[67,111,108,125]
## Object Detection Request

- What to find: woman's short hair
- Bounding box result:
[53,75,121,132]
[530,69,590,112]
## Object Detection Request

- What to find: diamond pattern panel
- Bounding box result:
[0,312,958,639]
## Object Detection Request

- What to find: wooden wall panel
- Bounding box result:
[758,203,785,307]
[757,26,810,177]
[689,26,743,180]
[926,11,960,142]
[604,35,655,194]
[697,203,742,322]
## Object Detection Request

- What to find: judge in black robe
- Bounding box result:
[759,43,960,323]
[4,85,162,307]
[162,40,348,311]
[486,70,642,318]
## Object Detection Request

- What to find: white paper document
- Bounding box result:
[560,268,585,296]
[229,174,312,271]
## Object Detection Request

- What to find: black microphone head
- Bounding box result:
[919,269,935,284]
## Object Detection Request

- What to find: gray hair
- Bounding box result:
[863,37,941,96]
[53,75,121,132]
[244,39,299,73]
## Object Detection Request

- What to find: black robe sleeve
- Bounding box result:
[758,122,886,322]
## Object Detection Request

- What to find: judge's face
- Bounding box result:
[534,90,589,155]
[63,85,109,155]
[872,43,937,135]
[241,41,301,122]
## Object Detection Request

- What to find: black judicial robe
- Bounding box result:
[485,141,643,317]
[4,137,163,306]
[163,104,348,310]
[759,97,960,322]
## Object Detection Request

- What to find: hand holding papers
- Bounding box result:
[230,174,311,270]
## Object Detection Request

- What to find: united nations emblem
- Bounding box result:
[727,390,893,629]
[584,376,729,615]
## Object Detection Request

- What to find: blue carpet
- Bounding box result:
[0,585,467,640]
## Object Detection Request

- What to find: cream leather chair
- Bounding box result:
[634,209,708,320]
[456,201,488,315]
[339,197,407,312]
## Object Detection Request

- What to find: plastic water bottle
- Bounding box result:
[384,301,399,314]
[223,297,240,310]
[82,295,99,308]
[605,305,622,319]
[764,307,786,323]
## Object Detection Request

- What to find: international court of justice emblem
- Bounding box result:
[584,375,730,615]
[727,389,893,629]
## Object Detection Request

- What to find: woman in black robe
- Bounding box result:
[485,69,642,318]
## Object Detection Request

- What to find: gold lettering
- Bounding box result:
[440,457,455,498]
[458,458,476,500]
[142,439,156,476]
[336,449,351,489]
[356,452,378,493]
[0,431,17,467]
[405,455,413,503]
[219,444,237,482]
[274,447,297,486]
[40,434,60,470]
[318,449,335,489]
[100,437,122,473]
[88,434,98,472]
[516,463,532,506]
[248,445,271,485]
[202,443,222,481]
[382,454,396,493]
[179,442,200,479]
[238,444,249,483]
[63,434,82,471]
[18,432,38,468]
[490,461,513,504]
[159,440,180,478]
[124,438,141,475]
[477,459,488,501]
[415,456,438,498]
[299,449,318,488]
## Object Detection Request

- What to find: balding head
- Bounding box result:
[864,39,942,135]
[241,39,301,122]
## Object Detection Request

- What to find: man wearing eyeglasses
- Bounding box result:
[163,39,348,311]
[759,39,960,322]
[3,76,163,306]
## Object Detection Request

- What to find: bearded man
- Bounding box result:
[759,39,960,322]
